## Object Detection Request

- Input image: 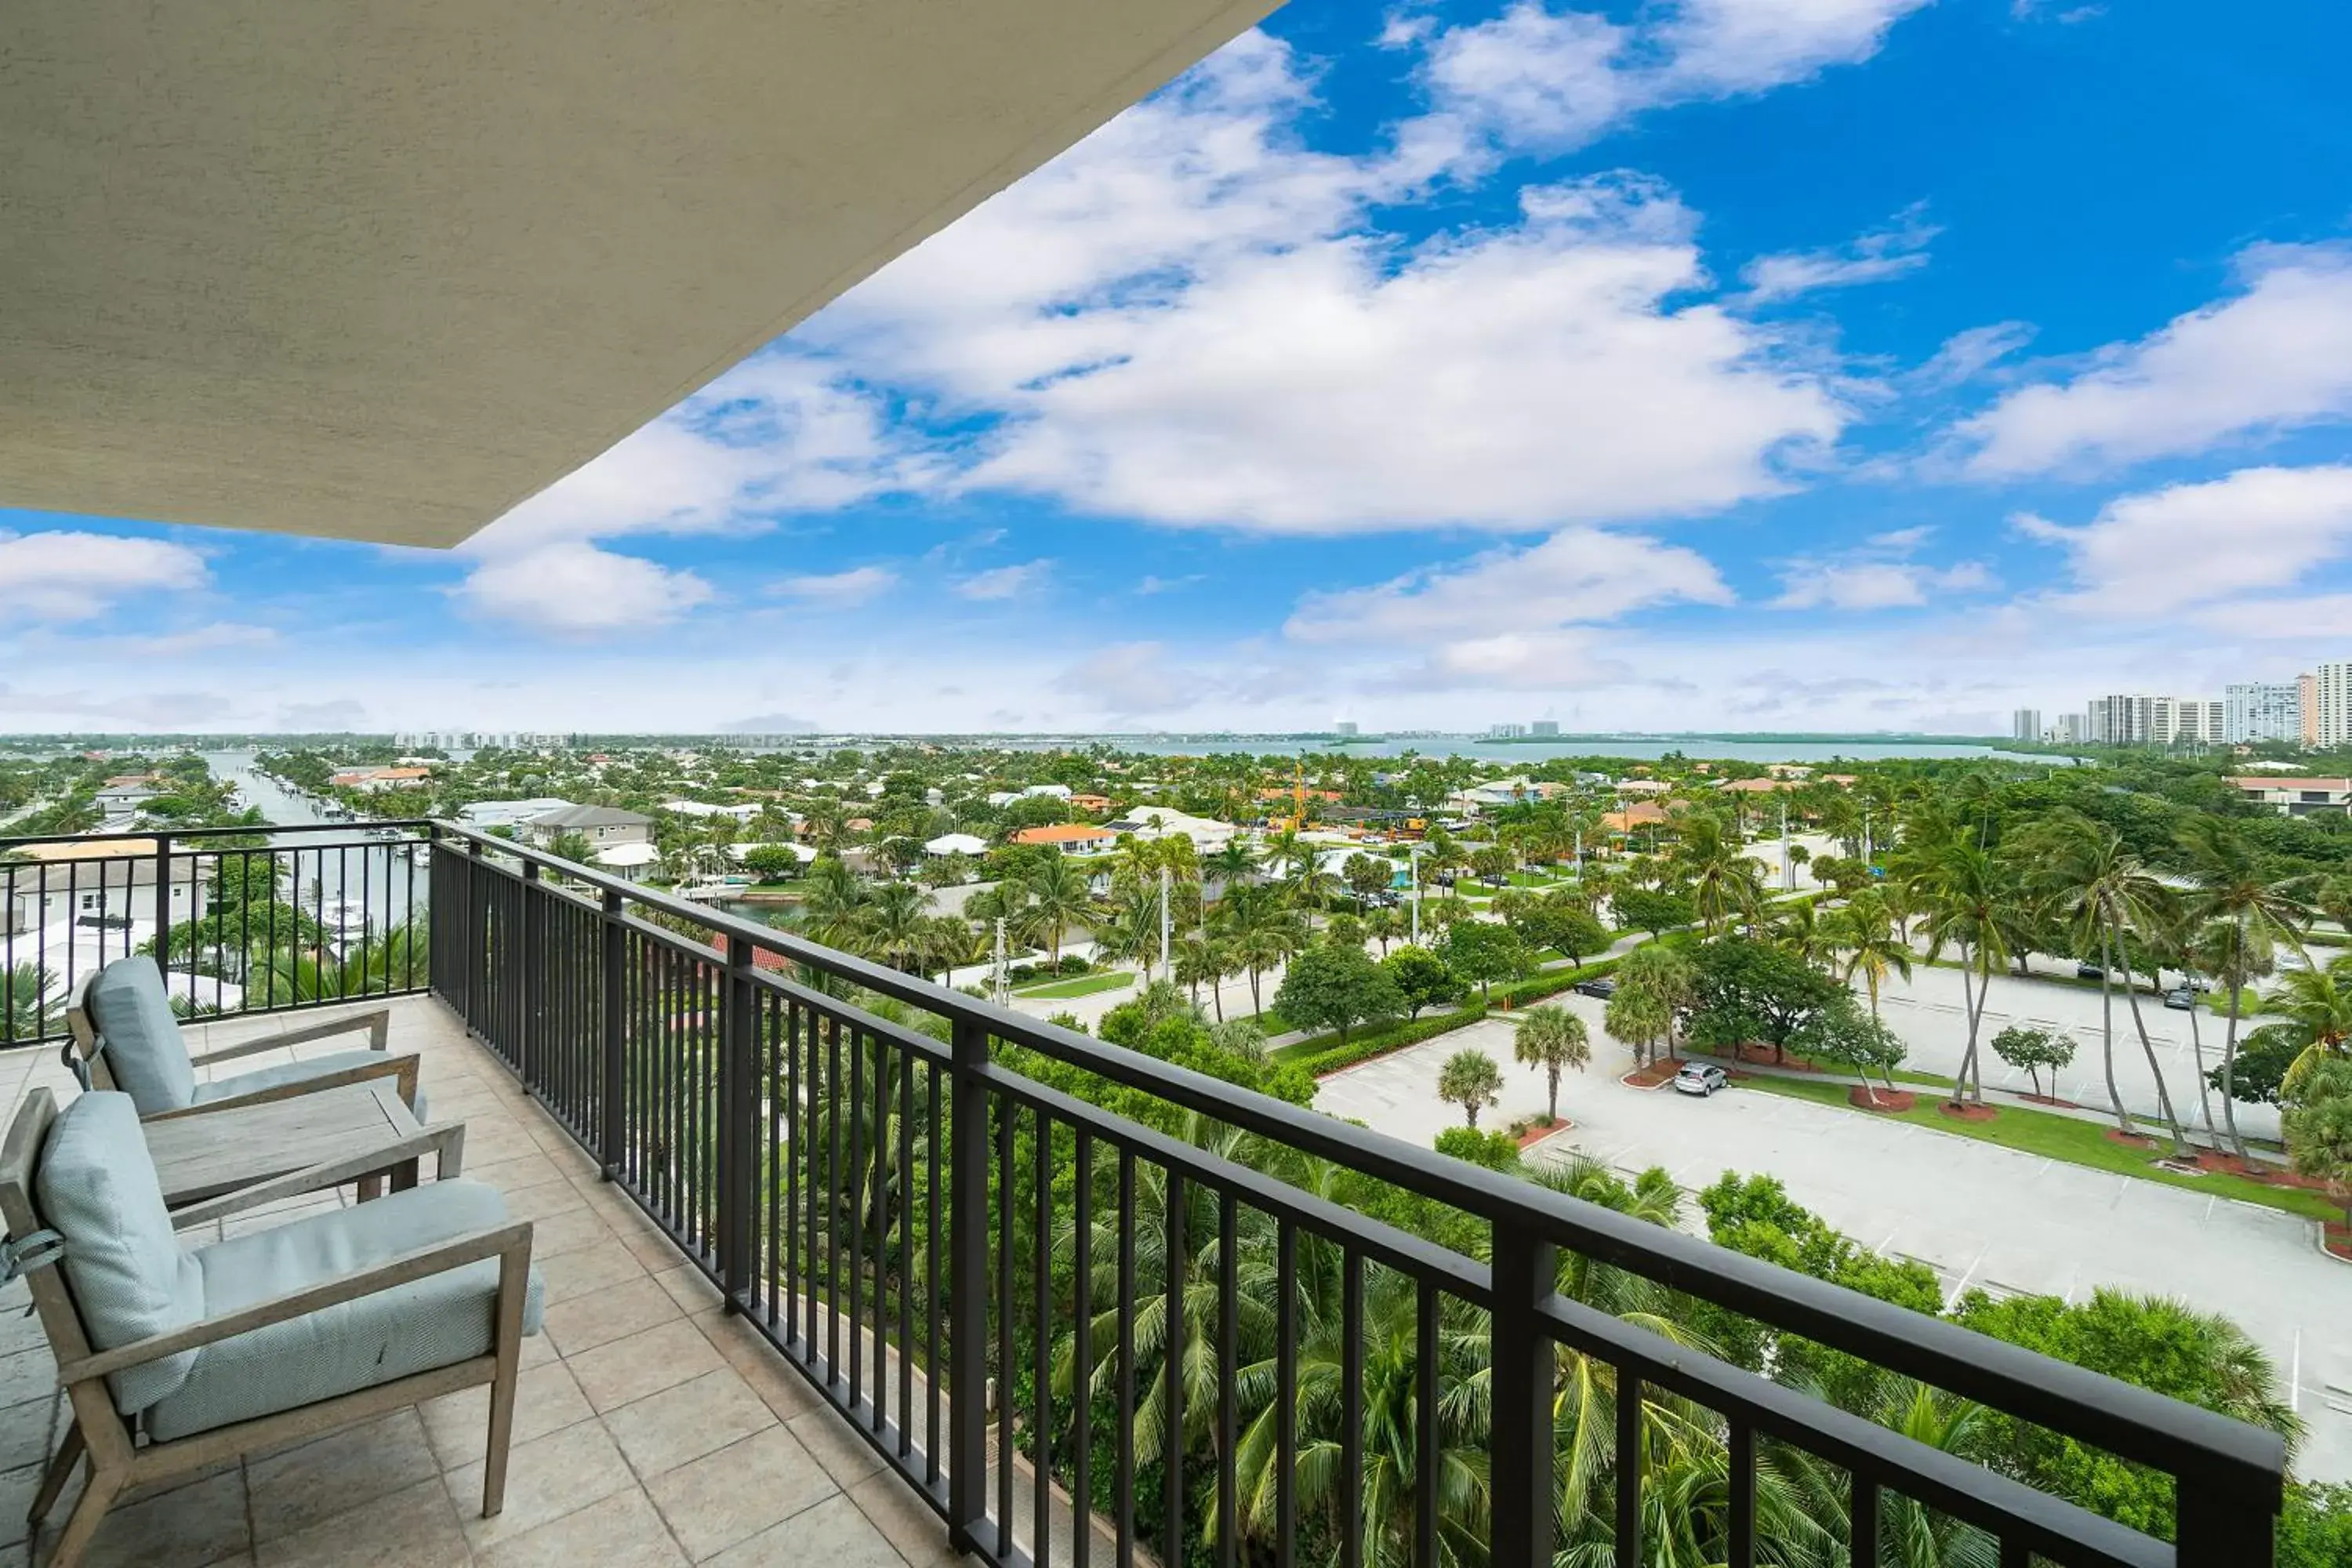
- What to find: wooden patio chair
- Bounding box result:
[0,1088,540,1568]
[64,956,419,1123]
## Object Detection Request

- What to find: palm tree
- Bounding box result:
[2017,813,2190,1149]
[1022,853,1097,967]
[1827,891,1911,1019]
[1512,1004,1591,1123]
[2177,818,2310,1157]
[1436,1048,1502,1127]
[1206,838,1260,888]
[798,856,872,951]
[1606,983,1672,1069]
[860,879,931,971]
[4,962,62,1044]
[1909,840,2008,1106]
[1172,933,1225,1015]
[2265,953,2352,1098]
[1213,882,1302,1017]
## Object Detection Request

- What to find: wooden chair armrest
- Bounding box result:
[189,1007,392,1065]
[143,1053,418,1122]
[60,1221,534,1387]
[167,1121,469,1228]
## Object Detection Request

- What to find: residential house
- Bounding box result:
[522,804,655,849]
[1008,823,1116,852]
[4,840,207,938]
[457,797,579,830]
[1066,793,1112,813]
[1098,806,1237,850]
[924,832,991,857]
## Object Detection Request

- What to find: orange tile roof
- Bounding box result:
[1011,823,1115,845]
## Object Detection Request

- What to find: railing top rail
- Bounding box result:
[0,821,433,853]
[432,819,2285,1494]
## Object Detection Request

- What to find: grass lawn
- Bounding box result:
[1014,971,1136,1000]
[1737,1073,2339,1222]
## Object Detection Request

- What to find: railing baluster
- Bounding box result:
[1217,1189,1237,1568]
[897,1041,913,1456]
[996,1093,1014,1557]
[946,1017,989,1559]
[1032,1108,1051,1567]
[1116,1150,1136,1568]
[1163,1168,1186,1568]
[1851,1472,1878,1568]
[1729,1420,1755,1568]
[1073,1131,1093,1568]
[1415,1276,1438,1568]
[1341,1250,1363,1568]
[1489,1221,1557,1568]
[926,1062,942,1487]
[723,931,755,1306]
[1276,1221,1297,1568]
[1617,1368,1641,1566]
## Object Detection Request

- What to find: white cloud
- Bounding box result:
[955,561,1051,601]
[2188,593,2352,640]
[1771,526,1995,609]
[769,565,898,607]
[0,531,209,620]
[2014,465,2352,615]
[454,542,715,634]
[1741,207,1937,303]
[1057,642,1189,714]
[1955,245,2352,477]
[1418,0,1931,158]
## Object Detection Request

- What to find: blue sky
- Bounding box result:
[8,0,2352,735]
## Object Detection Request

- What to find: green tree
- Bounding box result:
[1615,942,1697,1062]
[1440,920,1529,1001]
[1436,1047,1503,1127]
[1512,1004,1591,1123]
[2264,953,2352,1099]
[1020,852,1097,967]
[1342,851,1393,905]
[1989,1024,2076,1100]
[1684,936,1843,1065]
[2284,1059,2352,1228]
[1610,886,1694,939]
[742,843,806,881]
[4,963,61,1044]
[1795,998,1908,1106]
[2177,818,2310,1157]
[1379,945,1468,1020]
[546,829,596,865]
[1272,942,1404,1047]
[1605,982,1672,1068]
[1825,890,1911,1018]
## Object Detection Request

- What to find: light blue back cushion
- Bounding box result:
[89,956,198,1114]
[35,1092,204,1413]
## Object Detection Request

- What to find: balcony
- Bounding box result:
[0,823,2290,1566]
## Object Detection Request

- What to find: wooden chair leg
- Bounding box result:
[44,1464,120,1568]
[355,1174,383,1202]
[28,1416,83,1525]
[481,1351,520,1517]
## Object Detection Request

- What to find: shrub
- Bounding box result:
[1291,1004,1488,1076]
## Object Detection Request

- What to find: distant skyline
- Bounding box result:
[6,2,2352,735]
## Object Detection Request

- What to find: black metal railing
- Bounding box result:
[430,822,2281,1566]
[1,822,433,1048]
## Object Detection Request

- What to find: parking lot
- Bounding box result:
[1316,1008,2352,1481]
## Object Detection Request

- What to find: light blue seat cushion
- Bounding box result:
[34,1093,203,1413]
[144,1179,543,1443]
[198,1050,426,1120]
[87,956,198,1114]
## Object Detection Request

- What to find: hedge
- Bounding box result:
[1284,1004,1490,1075]
[1490,954,1624,1007]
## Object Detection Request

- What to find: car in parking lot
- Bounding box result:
[1673,1062,1729,1097]
[1573,977,1617,999]
[2163,986,2197,1011]
[2075,961,2106,981]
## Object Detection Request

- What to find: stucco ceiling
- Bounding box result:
[0,1,1277,548]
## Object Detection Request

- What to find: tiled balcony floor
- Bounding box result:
[0,996,964,1568]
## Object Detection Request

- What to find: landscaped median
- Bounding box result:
[1272,955,1628,1076]
[1733,1069,2341,1224]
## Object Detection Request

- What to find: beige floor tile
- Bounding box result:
[691,1312,819,1421]
[445,1420,637,1550]
[703,1492,909,1568]
[251,1477,466,1568]
[845,1469,963,1568]
[419,1361,593,1471]
[539,1237,648,1305]
[0,1392,55,1474]
[0,1352,53,1417]
[786,1408,887,1491]
[542,1276,682,1357]
[643,1426,837,1562]
[564,1319,723,1414]
[474,1486,688,1568]
[246,1409,440,1541]
[650,1265,726,1315]
[603,1369,775,1477]
[472,1151,565,1193]
[0,1462,42,1549]
[519,1205,614,1260]
[496,1178,591,1224]
[66,1467,249,1568]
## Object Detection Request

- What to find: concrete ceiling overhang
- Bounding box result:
[0,1,1279,549]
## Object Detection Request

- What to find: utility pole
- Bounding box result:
[1159,863,1172,984]
[991,917,1007,1007]
[1780,798,1792,892]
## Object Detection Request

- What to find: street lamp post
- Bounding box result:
[1408,843,1424,946]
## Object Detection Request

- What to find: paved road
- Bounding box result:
[1871,964,2284,1143]
[1316,1007,2352,1481]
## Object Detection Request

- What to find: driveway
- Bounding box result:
[1316,1006,2352,1481]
